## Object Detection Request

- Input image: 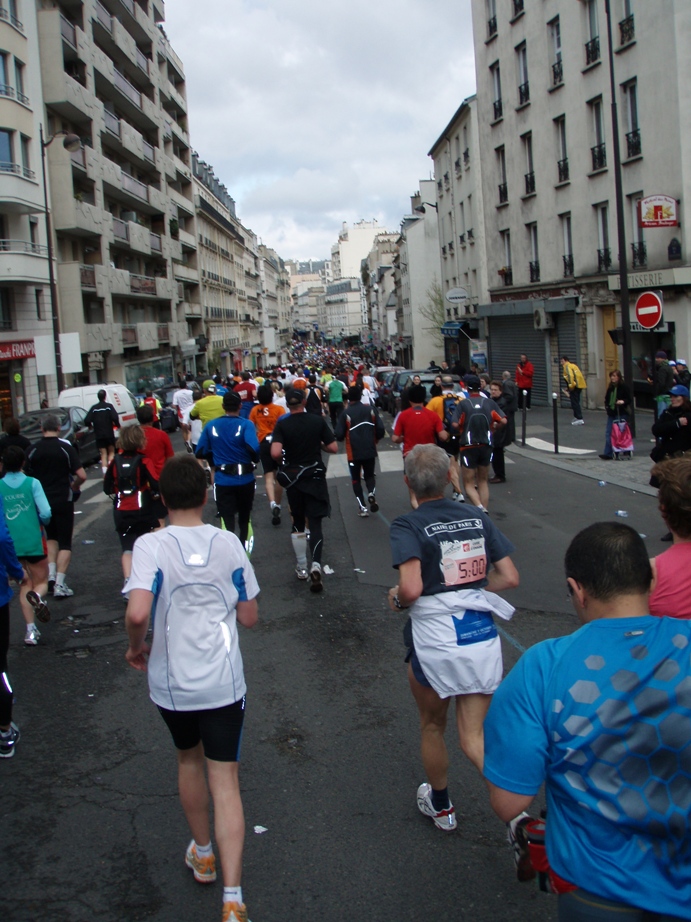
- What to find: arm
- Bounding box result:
[30,479,52,524]
[236,598,258,628]
[323,439,338,455]
[0,497,25,583]
[270,438,283,462]
[125,588,153,671]
[334,412,346,441]
[388,557,423,610]
[486,781,536,824]
[244,422,260,463]
[72,466,87,490]
[486,554,519,592]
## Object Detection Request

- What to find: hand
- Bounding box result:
[680,417,688,427]
[388,586,399,611]
[125,643,150,671]
[616,400,624,405]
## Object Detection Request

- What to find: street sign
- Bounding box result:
[634,291,663,329]
[445,287,468,304]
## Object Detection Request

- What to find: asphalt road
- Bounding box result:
[1,426,666,922]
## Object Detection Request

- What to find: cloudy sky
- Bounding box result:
[163,0,477,261]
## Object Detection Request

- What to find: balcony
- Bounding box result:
[121,171,148,201]
[529,260,540,283]
[114,68,142,108]
[501,267,513,286]
[454,157,461,172]
[80,264,96,288]
[136,48,149,76]
[626,128,641,159]
[150,231,162,252]
[157,322,169,342]
[60,14,77,47]
[488,16,497,37]
[498,182,508,204]
[619,14,635,45]
[463,148,470,166]
[459,233,465,245]
[518,81,530,105]
[0,5,23,31]
[597,248,612,273]
[129,273,157,295]
[591,142,607,171]
[0,84,14,99]
[524,171,535,195]
[142,138,155,163]
[631,241,647,268]
[94,0,112,31]
[563,254,574,277]
[70,146,87,171]
[467,228,474,241]
[1,161,35,181]
[558,157,569,183]
[0,240,49,284]
[585,36,600,65]
[493,98,503,121]
[104,110,120,137]
[552,60,563,86]
[113,217,129,241]
[122,324,137,347]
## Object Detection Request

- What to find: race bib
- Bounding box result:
[440,537,487,587]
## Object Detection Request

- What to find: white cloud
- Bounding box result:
[162,0,476,259]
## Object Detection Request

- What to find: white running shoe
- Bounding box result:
[24,624,41,646]
[53,583,74,598]
[416,782,457,831]
[295,566,309,581]
[358,506,370,517]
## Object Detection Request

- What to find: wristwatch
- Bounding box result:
[393,594,407,610]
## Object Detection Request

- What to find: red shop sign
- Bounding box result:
[0,341,36,362]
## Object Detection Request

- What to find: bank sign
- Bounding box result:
[0,341,36,362]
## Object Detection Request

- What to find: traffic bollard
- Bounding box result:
[521,390,527,447]
[552,392,559,454]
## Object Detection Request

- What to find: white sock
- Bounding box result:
[291,532,307,568]
[194,840,213,858]
[55,573,66,588]
[48,563,57,580]
[223,886,243,905]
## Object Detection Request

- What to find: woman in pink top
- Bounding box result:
[649,457,691,619]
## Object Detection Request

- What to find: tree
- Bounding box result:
[417,281,446,349]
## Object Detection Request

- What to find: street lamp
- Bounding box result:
[39,125,82,396]
[414,202,438,215]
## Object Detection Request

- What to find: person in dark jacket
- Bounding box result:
[335,386,386,517]
[600,370,632,460]
[651,386,691,461]
[0,418,32,475]
[85,389,120,474]
[649,351,675,417]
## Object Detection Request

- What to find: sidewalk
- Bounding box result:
[506,404,657,497]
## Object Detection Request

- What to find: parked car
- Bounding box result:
[392,372,462,415]
[18,407,100,467]
[386,369,413,415]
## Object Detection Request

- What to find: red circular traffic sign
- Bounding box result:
[634,291,663,329]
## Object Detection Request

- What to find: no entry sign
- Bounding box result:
[634,291,663,329]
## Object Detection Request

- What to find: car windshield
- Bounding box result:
[19,410,70,437]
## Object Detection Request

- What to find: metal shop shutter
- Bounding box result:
[487,315,548,405]
[556,312,578,408]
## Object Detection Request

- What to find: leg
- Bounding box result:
[121,551,133,580]
[362,457,376,497]
[408,663,451,790]
[216,486,239,537]
[348,460,367,509]
[307,516,324,564]
[206,760,245,888]
[0,603,12,729]
[461,462,481,508]
[99,446,108,472]
[56,548,72,578]
[454,692,493,773]
[476,464,490,510]
[526,388,532,409]
[19,558,49,627]
[264,471,277,506]
[491,446,505,481]
[236,482,256,547]
[177,742,211,848]
[448,453,462,494]
[570,388,582,420]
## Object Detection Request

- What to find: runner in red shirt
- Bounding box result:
[392,384,448,508]
[136,405,174,527]
[233,372,257,419]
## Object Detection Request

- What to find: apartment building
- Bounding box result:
[37,0,199,394]
[470,0,691,406]
[292,277,323,343]
[0,0,55,416]
[428,95,489,369]
[258,244,291,367]
[360,230,397,354]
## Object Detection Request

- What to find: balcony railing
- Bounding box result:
[493,98,503,120]
[94,0,112,32]
[631,241,647,268]
[619,14,635,45]
[16,90,29,105]
[122,324,137,345]
[585,36,600,65]
[130,273,157,295]
[488,15,497,37]
[119,0,135,14]
[0,239,49,256]
[0,161,35,179]
[454,157,461,172]
[502,268,513,286]
[558,157,569,183]
[136,48,149,75]
[60,14,76,46]
[552,60,563,86]
[448,241,454,253]
[113,217,129,240]
[142,139,155,162]
[513,0,524,16]
[591,142,607,171]
[80,265,96,287]
[157,323,169,342]
[150,232,162,252]
[467,228,474,241]
[529,260,540,282]
[626,128,641,158]
[459,233,466,245]
[121,171,148,200]
[114,69,142,108]
[0,6,23,31]
[0,84,14,99]
[563,254,574,277]
[597,248,612,273]
[518,81,530,105]
[104,110,120,136]
[524,171,535,195]
[70,147,86,169]
[498,182,508,204]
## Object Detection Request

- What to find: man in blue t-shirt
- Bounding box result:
[388,443,518,833]
[484,522,691,920]
[196,391,259,549]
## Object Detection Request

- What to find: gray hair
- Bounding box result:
[404,444,450,499]
[502,370,510,380]
[41,414,60,432]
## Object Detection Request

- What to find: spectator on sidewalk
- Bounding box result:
[561,356,586,425]
[515,354,534,409]
[649,351,675,417]
[600,370,632,460]
[649,457,691,619]
[489,381,512,484]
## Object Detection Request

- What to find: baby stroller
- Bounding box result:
[611,416,634,459]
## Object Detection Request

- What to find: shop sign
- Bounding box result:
[0,341,35,362]
[639,195,678,228]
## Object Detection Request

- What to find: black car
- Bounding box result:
[393,372,462,415]
[18,407,100,467]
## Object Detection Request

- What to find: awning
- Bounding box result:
[441,322,463,336]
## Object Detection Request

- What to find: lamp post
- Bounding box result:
[39,125,82,396]
[414,202,438,214]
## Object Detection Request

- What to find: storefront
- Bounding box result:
[124,355,174,398]
[0,340,38,421]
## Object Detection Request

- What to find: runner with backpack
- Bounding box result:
[103,424,159,598]
[452,375,506,513]
[425,375,466,502]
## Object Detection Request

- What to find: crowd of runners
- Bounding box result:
[1,343,690,922]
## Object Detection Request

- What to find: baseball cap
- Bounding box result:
[464,374,481,390]
[669,360,677,366]
[655,351,668,359]
[670,385,689,398]
[285,387,306,406]
[202,378,215,392]
[677,359,687,366]
[222,390,241,410]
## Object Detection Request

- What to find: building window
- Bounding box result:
[14,58,27,104]
[0,52,10,97]
[561,213,573,276]
[590,98,606,170]
[491,62,502,120]
[496,146,508,203]
[0,289,12,330]
[20,134,31,176]
[585,0,600,64]
[549,17,563,86]
[629,192,646,267]
[596,203,611,271]
[29,215,38,247]
[623,80,641,158]
[527,223,539,281]
[516,42,529,105]
[500,230,512,285]
[620,0,635,44]
[487,0,497,37]
[0,129,13,170]
[523,133,535,194]
[555,116,569,182]
[35,288,44,320]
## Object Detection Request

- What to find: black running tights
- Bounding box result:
[0,603,12,726]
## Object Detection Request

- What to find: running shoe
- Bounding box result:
[452,491,466,503]
[184,440,194,454]
[26,590,50,624]
[53,583,74,598]
[507,812,536,882]
[295,566,309,581]
[185,841,217,883]
[0,721,20,759]
[271,504,281,526]
[357,506,370,518]
[309,562,323,593]
[416,782,457,831]
[368,492,379,512]
[221,902,248,922]
[24,624,40,646]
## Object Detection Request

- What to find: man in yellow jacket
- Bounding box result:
[561,355,586,425]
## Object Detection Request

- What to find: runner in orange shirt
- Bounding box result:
[249,385,287,526]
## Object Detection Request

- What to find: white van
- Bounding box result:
[58,384,138,429]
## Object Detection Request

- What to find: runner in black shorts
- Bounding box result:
[158,698,246,762]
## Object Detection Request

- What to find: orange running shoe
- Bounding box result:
[222,901,248,922]
[185,841,217,883]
